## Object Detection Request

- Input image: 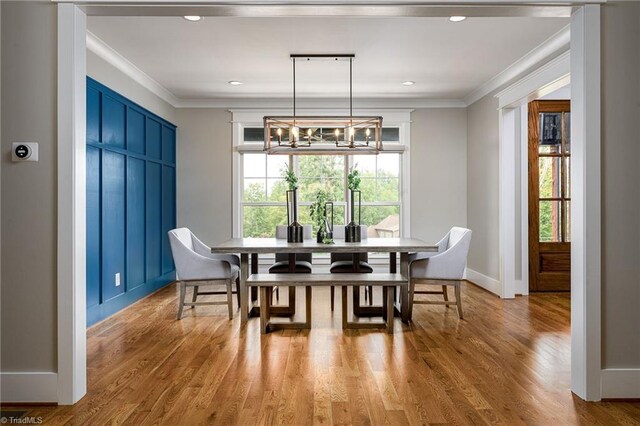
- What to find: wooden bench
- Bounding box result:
[245,273,407,334]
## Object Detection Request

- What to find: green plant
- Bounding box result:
[309,189,329,234]
[281,167,298,190]
[322,236,335,244]
[347,167,361,191]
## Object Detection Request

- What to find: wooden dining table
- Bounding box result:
[210,237,438,326]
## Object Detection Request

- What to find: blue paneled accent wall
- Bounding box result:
[86,77,177,326]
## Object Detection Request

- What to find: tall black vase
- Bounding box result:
[345,190,361,242]
[286,189,303,243]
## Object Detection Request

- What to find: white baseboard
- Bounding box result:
[464,268,502,297]
[0,372,58,403]
[601,368,640,399]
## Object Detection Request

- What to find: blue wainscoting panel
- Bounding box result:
[102,95,126,149]
[127,157,146,290]
[162,166,176,274]
[101,150,126,302]
[127,107,145,155]
[162,125,176,164]
[87,87,101,143]
[86,146,101,309]
[86,77,176,326]
[146,161,162,281]
[146,118,162,160]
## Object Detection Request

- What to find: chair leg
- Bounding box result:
[368,285,373,305]
[330,286,335,311]
[191,285,199,308]
[275,286,280,301]
[226,280,234,320]
[442,285,449,308]
[177,282,186,320]
[454,282,464,319]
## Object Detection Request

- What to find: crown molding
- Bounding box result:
[464,24,570,106]
[494,50,570,109]
[175,97,465,109]
[86,30,180,106]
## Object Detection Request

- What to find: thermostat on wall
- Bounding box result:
[12,142,38,162]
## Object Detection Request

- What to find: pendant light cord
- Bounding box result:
[293,57,296,118]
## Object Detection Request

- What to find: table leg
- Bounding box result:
[389,252,398,304]
[259,286,269,334]
[400,252,410,323]
[240,253,249,325]
[352,253,362,316]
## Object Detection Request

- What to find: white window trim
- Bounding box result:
[231,109,412,240]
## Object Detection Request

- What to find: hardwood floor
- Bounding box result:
[10,282,640,425]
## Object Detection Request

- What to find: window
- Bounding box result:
[238,134,405,238]
[233,110,411,240]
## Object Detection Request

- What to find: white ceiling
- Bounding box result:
[87,16,569,100]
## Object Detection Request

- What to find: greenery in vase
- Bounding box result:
[347,167,361,191]
[309,189,329,235]
[322,237,335,244]
[281,167,298,190]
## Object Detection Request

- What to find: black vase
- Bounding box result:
[316,230,325,243]
[345,190,362,242]
[286,189,304,243]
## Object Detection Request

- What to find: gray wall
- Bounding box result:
[1,1,58,372]
[601,1,640,368]
[175,109,233,246]
[87,50,176,124]
[466,94,500,280]
[410,108,467,243]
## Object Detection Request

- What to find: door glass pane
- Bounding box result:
[539,157,562,198]
[565,201,571,242]
[539,112,562,154]
[564,112,571,154]
[540,200,562,242]
[564,157,571,198]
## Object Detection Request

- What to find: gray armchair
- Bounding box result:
[168,228,240,320]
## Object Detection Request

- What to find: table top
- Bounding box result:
[210,237,438,254]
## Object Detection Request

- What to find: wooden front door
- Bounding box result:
[528,100,571,291]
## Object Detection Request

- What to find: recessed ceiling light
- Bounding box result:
[449,16,467,22]
[402,81,415,86]
[228,81,243,86]
[183,16,202,22]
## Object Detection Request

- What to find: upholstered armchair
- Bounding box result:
[408,227,472,319]
[168,228,240,320]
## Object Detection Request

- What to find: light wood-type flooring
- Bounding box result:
[9,282,640,425]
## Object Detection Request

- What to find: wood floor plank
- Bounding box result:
[10,283,640,425]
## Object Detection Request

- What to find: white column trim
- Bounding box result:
[57,3,87,405]
[570,4,602,401]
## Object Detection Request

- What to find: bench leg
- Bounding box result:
[259,286,269,334]
[341,286,348,330]
[386,286,394,334]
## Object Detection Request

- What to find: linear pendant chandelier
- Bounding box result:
[264,54,383,155]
